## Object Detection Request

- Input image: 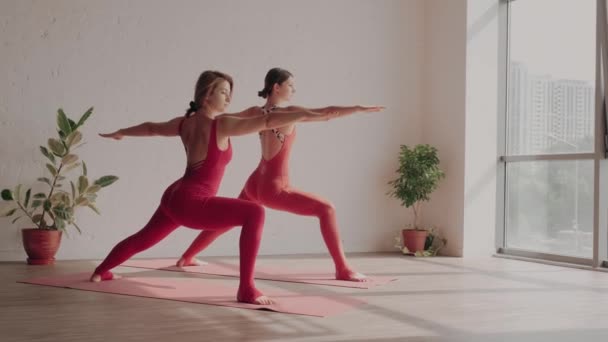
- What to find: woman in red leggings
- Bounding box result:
[90,70,327,305]
[178,68,384,282]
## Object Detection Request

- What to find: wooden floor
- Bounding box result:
[3,253,608,342]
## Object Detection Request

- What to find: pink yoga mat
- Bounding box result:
[19,273,366,317]
[122,258,397,289]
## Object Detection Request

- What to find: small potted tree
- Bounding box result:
[1,108,118,265]
[388,144,445,254]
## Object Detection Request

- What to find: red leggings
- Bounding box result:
[182,172,350,272]
[94,182,265,299]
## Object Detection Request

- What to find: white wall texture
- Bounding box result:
[0,0,427,261]
[421,0,467,256]
[462,0,500,256]
[421,0,500,257]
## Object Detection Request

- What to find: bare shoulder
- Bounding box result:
[168,116,184,124]
[244,106,264,117]
[216,115,242,134]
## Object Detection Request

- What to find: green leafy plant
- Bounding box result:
[1,108,118,233]
[387,144,445,230]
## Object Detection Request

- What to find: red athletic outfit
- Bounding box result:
[94,119,266,303]
[183,112,351,276]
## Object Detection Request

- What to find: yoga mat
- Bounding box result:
[19,273,366,317]
[122,258,397,289]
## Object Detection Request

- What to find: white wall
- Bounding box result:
[0,0,425,261]
[421,0,500,257]
[462,0,500,256]
[421,0,467,256]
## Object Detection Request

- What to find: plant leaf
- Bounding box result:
[84,193,97,202]
[40,145,50,158]
[54,217,66,230]
[40,146,56,164]
[68,118,77,130]
[50,193,62,204]
[51,193,69,207]
[52,192,66,206]
[57,108,72,137]
[70,181,76,200]
[43,199,51,211]
[11,216,23,224]
[48,138,66,156]
[62,192,71,206]
[61,154,78,165]
[64,162,81,173]
[65,131,83,148]
[82,161,88,176]
[75,197,89,206]
[1,208,17,217]
[33,192,47,199]
[52,206,72,220]
[37,177,52,187]
[1,189,13,201]
[72,221,82,234]
[77,107,93,128]
[94,175,119,187]
[61,139,69,154]
[46,163,57,177]
[72,222,82,234]
[87,203,101,215]
[86,185,102,193]
[14,184,22,203]
[78,176,88,194]
[24,189,31,208]
[31,200,43,208]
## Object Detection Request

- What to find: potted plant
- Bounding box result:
[1,107,118,265]
[387,144,445,254]
[394,226,447,256]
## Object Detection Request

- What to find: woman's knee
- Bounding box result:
[247,203,266,224]
[316,201,336,219]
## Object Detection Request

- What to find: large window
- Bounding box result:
[501,0,600,262]
[506,160,594,257]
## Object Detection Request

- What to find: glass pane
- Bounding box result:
[506,160,593,258]
[507,0,596,155]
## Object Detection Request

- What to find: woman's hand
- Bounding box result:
[99,130,124,140]
[357,105,386,113]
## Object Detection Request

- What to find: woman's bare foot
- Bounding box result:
[176,257,205,267]
[89,271,122,282]
[237,286,274,305]
[336,269,368,282]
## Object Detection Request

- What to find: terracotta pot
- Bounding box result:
[401,229,428,253]
[21,228,62,265]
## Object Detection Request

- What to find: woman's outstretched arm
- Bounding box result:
[99,116,183,140]
[218,109,325,137]
[285,105,385,122]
